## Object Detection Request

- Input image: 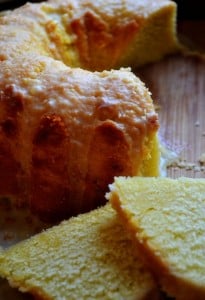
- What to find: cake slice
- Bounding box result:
[0,204,160,300]
[107,177,205,300]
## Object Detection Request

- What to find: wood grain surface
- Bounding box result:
[137,52,205,179]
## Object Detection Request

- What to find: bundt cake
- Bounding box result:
[0,204,160,300]
[108,177,205,300]
[0,0,178,221]
[0,0,178,70]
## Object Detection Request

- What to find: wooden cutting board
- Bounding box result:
[136,52,205,179]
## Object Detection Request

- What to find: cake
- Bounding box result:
[0,0,179,221]
[0,204,160,300]
[0,62,160,221]
[108,176,205,300]
[0,0,179,70]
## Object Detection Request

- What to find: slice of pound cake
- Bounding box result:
[107,177,205,300]
[0,204,160,300]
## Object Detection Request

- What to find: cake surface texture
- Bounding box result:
[108,176,205,300]
[0,204,160,300]
[0,0,179,221]
[0,0,178,70]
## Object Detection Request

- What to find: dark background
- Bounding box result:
[174,0,205,20]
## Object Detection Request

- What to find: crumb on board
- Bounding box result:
[168,158,205,173]
[199,153,205,165]
[154,103,161,112]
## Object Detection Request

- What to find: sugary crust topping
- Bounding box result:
[0,0,176,68]
[0,0,160,220]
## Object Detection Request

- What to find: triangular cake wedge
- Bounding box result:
[0,204,160,300]
[107,177,205,300]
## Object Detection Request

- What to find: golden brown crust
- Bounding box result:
[31,114,70,221]
[0,52,159,221]
[0,0,164,221]
[84,120,132,211]
[0,0,178,68]
[70,10,139,70]
[0,86,24,201]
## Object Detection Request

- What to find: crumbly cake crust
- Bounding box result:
[0,0,178,221]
